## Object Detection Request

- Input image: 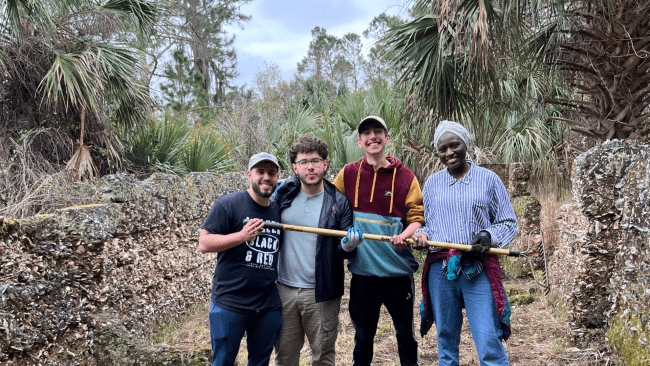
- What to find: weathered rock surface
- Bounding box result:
[0,172,248,365]
[554,140,650,363]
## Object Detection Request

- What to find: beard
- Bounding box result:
[297,170,324,188]
[251,180,276,198]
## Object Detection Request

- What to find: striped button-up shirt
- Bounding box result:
[417,161,518,251]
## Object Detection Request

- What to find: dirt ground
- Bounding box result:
[162,273,620,365]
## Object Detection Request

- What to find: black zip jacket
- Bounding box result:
[274,175,356,303]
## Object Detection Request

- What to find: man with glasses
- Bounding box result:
[199,152,283,366]
[273,135,364,366]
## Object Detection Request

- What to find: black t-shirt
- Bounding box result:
[201,190,282,313]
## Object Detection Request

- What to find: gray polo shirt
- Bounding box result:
[277,189,324,288]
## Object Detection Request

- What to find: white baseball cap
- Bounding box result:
[358,115,388,134]
[247,152,280,171]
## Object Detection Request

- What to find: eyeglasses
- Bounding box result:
[296,158,324,168]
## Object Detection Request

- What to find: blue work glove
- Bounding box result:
[342,227,364,252]
[271,179,287,200]
[466,231,492,258]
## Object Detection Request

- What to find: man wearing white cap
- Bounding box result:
[333,116,424,366]
[199,152,283,366]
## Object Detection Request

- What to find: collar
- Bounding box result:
[300,189,325,198]
[444,160,474,186]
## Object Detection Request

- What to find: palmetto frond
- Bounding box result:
[266,108,320,168]
[384,0,569,178]
[38,44,153,129]
[492,109,558,176]
[4,0,159,119]
[315,116,364,169]
[1,0,162,182]
[384,0,555,119]
[123,111,191,169]
[384,15,485,120]
[364,82,405,132]
[100,0,159,37]
[94,45,153,127]
[2,0,56,42]
[39,51,102,114]
[178,127,235,174]
[334,92,366,130]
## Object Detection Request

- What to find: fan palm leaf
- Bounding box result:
[2,0,161,181]
[2,0,56,42]
[39,51,102,114]
[286,108,320,140]
[365,82,406,130]
[315,116,363,169]
[266,108,320,167]
[384,15,483,120]
[334,91,366,130]
[5,0,158,122]
[386,1,566,177]
[66,143,99,180]
[123,110,191,169]
[492,111,556,175]
[100,0,159,37]
[93,45,153,128]
[178,127,234,173]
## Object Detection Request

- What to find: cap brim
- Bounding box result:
[358,118,388,133]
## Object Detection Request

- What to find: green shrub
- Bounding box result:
[177,126,234,174]
[121,110,234,175]
[122,110,190,174]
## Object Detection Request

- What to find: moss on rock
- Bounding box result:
[607,307,650,365]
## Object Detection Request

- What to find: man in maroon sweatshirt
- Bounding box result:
[333,115,424,366]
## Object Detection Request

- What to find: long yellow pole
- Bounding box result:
[250,220,520,257]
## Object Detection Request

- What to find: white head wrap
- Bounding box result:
[433,120,472,149]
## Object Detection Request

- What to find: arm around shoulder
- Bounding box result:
[333,169,345,194]
[404,177,425,226]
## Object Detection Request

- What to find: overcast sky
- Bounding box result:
[226,0,408,88]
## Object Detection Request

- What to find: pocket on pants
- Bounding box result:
[320,297,341,351]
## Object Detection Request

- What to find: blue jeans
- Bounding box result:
[209,302,282,366]
[428,265,508,366]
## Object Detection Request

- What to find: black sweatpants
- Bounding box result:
[349,274,418,366]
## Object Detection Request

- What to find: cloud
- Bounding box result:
[227,2,314,84]
[235,27,311,71]
[227,0,408,87]
[350,0,409,16]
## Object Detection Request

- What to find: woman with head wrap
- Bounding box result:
[411,120,518,366]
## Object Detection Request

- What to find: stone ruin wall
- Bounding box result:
[0,172,250,365]
[554,140,650,361]
[0,164,541,365]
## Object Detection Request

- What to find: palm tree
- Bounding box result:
[549,0,650,141]
[385,0,650,147]
[385,0,529,120]
[383,0,564,178]
[1,0,160,181]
